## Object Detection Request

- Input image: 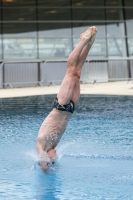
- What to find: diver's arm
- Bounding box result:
[36,138,48,171]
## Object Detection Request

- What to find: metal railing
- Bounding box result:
[0,58,133,88]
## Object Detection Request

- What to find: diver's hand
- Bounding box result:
[39,160,48,172]
[47,149,57,161]
[38,149,56,172]
[38,150,50,172]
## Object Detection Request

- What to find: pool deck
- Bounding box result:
[0,81,133,98]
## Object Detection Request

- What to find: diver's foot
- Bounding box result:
[80,26,97,45]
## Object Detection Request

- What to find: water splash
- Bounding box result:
[56,141,76,162]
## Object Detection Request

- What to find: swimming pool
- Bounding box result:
[0,95,133,200]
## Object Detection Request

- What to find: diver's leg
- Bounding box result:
[57,33,90,105]
[74,26,97,75]
[57,26,97,105]
[71,27,97,104]
[71,43,91,104]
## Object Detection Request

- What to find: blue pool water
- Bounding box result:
[0,95,133,200]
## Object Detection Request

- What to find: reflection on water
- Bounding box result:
[0,95,133,200]
[35,171,58,200]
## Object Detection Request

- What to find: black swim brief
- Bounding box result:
[53,97,75,113]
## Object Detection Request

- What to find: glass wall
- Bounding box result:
[0,0,133,59]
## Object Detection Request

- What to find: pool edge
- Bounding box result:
[0,81,133,99]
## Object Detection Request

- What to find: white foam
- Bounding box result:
[56,141,76,162]
[26,150,38,162]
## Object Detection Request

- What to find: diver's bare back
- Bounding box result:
[37,108,71,152]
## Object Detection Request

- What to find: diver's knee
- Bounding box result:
[67,68,80,80]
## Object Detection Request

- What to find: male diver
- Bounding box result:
[36,26,97,171]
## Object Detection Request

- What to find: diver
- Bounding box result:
[36,26,97,171]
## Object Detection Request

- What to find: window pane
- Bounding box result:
[39,38,72,59]
[3,38,37,59]
[72,8,105,21]
[0,24,1,38]
[127,38,133,57]
[38,0,70,6]
[107,22,125,37]
[3,8,36,21]
[2,0,36,6]
[73,38,107,57]
[38,8,71,21]
[72,0,104,6]
[0,39,2,59]
[107,38,127,57]
[124,0,133,6]
[125,9,133,20]
[106,9,123,20]
[106,0,122,6]
[38,23,71,37]
[0,8,1,21]
[89,38,107,57]
[126,20,133,37]
[3,23,37,38]
[73,23,106,37]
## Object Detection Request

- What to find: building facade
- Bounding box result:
[0,0,133,60]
